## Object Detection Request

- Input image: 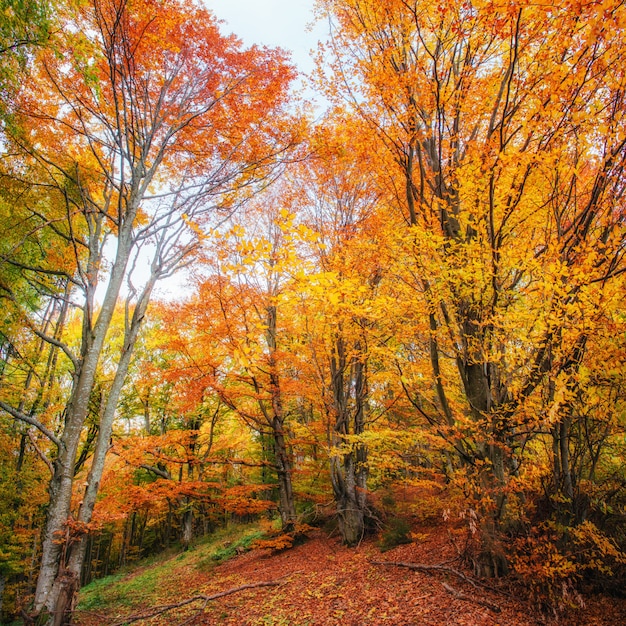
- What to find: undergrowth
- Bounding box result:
[379,516,413,552]
[196,529,267,568]
[77,522,269,613]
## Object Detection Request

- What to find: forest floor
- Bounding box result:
[74,516,626,626]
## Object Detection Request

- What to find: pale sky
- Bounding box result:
[206,0,325,77]
[154,1,328,301]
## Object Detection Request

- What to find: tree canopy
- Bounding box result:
[1,0,625,622]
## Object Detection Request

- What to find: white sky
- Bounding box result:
[206,0,325,77]
[152,1,328,301]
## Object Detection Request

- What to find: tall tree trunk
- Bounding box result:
[33,229,135,619]
[56,276,157,618]
[330,337,369,546]
[265,304,296,530]
[272,416,296,530]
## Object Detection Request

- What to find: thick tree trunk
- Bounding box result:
[331,443,368,546]
[272,416,297,530]
[330,337,369,546]
[181,503,194,549]
[265,305,297,530]
[181,418,200,550]
[33,231,135,620]
[453,311,511,576]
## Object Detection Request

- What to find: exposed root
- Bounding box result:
[371,559,501,613]
[442,581,501,613]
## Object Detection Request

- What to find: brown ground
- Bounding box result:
[75,523,626,626]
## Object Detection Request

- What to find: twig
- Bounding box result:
[0,400,62,447]
[371,560,502,612]
[111,580,281,626]
[27,429,54,475]
[442,581,501,613]
[370,560,480,588]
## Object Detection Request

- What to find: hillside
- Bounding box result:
[74,519,625,626]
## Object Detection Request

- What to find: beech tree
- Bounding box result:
[165,200,311,532]
[0,0,297,621]
[286,118,389,545]
[318,0,626,571]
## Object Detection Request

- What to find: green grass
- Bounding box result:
[77,522,269,613]
[78,562,169,611]
[78,573,123,611]
[197,528,266,568]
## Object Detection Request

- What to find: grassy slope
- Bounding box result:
[77,523,266,617]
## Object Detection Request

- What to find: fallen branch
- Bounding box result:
[371,560,501,613]
[370,560,480,588]
[442,582,501,613]
[111,580,281,626]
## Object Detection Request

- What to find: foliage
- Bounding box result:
[0,426,48,619]
[72,512,626,625]
[511,520,626,614]
[0,0,50,115]
[2,0,626,620]
[0,0,298,618]
[78,522,267,612]
[379,517,412,552]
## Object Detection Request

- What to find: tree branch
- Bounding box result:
[371,560,502,612]
[139,463,172,480]
[109,580,282,626]
[441,581,501,613]
[0,400,61,448]
[370,559,481,588]
[27,429,54,475]
[30,327,79,372]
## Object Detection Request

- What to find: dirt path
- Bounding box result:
[195,530,525,626]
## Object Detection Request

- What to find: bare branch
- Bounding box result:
[138,463,172,480]
[109,580,283,626]
[442,582,501,613]
[30,327,79,373]
[0,400,61,448]
[371,560,502,612]
[27,429,54,475]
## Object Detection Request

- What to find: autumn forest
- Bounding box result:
[1,0,626,623]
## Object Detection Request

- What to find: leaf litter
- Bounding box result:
[75,519,626,626]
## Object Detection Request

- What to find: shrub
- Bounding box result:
[379,517,412,552]
[510,520,626,614]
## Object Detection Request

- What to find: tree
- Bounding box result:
[284,117,389,544]
[167,200,312,531]
[318,0,626,572]
[0,0,50,113]
[0,0,297,620]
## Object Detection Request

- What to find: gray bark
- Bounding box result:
[265,305,296,529]
[12,0,294,619]
[272,416,297,529]
[329,336,369,546]
[66,274,157,580]
[34,228,136,616]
